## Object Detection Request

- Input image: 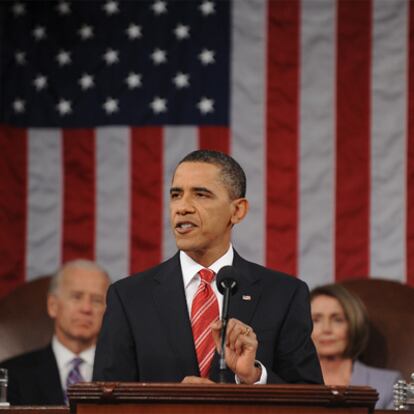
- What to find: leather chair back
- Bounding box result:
[0,276,53,362]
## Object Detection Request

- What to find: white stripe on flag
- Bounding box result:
[298,0,336,288]
[162,127,198,260]
[26,129,62,280]
[370,0,408,281]
[231,0,266,265]
[96,127,131,281]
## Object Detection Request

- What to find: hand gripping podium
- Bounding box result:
[67,382,378,414]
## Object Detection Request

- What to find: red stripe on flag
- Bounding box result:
[0,126,27,298]
[130,127,162,274]
[266,0,300,276]
[198,127,230,154]
[407,2,414,287]
[335,0,372,280]
[62,129,96,262]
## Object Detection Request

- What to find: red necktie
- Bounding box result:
[191,268,219,377]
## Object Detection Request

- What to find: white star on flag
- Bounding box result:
[103,49,119,65]
[199,1,215,16]
[56,50,71,66]
[56,99,72,116]
[173,72,190,89]
[33,75,48,91]
[103,98,119,114]
[151,48,167,65]
[150,97,167,113]
[197,97,214,114]
[56,1,71,16]
[11,2,26,17]
[151,1,167,15]
[15,51,26,65]
[174,24,190,40]
[78,74,95,90]
[32,26,47,41]
[12,99,25,113]
[78,25,94,40]
[125,72,142,89]
[198,49,215,65]
[103,1,119,15]
[126,24,142,40]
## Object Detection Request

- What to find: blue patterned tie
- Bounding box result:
[65,357,84,404]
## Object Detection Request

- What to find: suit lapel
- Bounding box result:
[36,345,65,404]
[229,251,262,324]
[152,254,199,377]
[210,251,262,382]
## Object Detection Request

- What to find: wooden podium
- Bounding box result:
[67,382,378,414]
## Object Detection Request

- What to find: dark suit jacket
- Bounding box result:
[93,251,323,384]
[0,345,64,405]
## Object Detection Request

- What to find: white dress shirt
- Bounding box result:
[180,244,234,316]
[52,336,95,392]
[179,244,267,384]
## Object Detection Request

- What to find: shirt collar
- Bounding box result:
[52,336,96,367]
[180,244,234,288]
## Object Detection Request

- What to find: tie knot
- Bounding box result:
[199,268,215,284]
[70,357,83,369]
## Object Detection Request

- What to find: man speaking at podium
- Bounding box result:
[93,150,323,385]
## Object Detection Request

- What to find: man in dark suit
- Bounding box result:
[93,150,323,385]
[1,260,110,405]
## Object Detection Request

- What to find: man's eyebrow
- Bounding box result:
[169,187,214,195]
[192,187,213,195]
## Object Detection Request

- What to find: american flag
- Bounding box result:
[1,0,414,298]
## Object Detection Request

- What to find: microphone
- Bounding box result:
[215,266,239,383]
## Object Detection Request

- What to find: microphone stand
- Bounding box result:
[219,286,231,384]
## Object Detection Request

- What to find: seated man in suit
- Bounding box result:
[0,259,110,405]
[93,149,323,385]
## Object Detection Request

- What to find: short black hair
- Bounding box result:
[178,150,246,199]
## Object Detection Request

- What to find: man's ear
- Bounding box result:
[47,294,58,319]
[230,198,249,225]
